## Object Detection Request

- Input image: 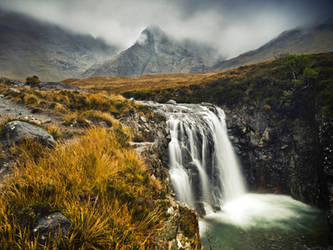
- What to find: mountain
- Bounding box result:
[0,10,118,81]
[84,26,220,77]
[212,19,333,72]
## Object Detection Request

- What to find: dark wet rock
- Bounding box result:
[121,104,201,249]
[159,199,201,249]
[223,104,333,241]
[195,202,206,217]
[0,121,56,147]
[33,212,71,244]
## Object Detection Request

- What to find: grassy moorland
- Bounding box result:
[122,53,333,117]
[0,79,169,249]
[0,52,332,248]
[0,126,166,249]
[67,52,333,117]
[0,81,153,133]
[63,70,255,95]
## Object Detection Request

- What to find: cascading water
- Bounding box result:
[167,104,246,209]
[140,100,329,249]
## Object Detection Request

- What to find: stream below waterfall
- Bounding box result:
[143,101,330,249]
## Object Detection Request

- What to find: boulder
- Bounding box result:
[8,88,21,94]
[0,121,56,147]
[33,212,71,244]
[167,99,177,105]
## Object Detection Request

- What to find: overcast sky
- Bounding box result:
[0,0,332,58]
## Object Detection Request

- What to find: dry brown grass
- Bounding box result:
[0,85,135,116]
[62,66,257,95]
[0,127,166,249]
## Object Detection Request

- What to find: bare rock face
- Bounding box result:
[0,121,56,147]
[122,103,201,249]
[0,9,118,81]
[84,26,219,77]
[212,19,333,72]
[160,200,201,250]
[33,212,71,244]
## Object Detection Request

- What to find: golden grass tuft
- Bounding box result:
[64,110,120,128]
[0,85,135,118]
[0,127,165,249]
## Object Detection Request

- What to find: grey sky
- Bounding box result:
[1,0,332,58]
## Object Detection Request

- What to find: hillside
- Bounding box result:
[1,52,332,248]
[0,78,201,249]
[68,53,333,244]
[0,10,118,81]
[212,19,333,72]
[66,52,333,118]
[83,26,219,77]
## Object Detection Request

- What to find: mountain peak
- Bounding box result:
[143,25,165,35]
[136,25,169,46]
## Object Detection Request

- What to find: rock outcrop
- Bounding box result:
[84,26,218,77]
[0,121,56,147]
[121,103,201,249]
[33,212,71,245]
[223,104,333,241]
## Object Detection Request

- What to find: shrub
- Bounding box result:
[25,75,41,87]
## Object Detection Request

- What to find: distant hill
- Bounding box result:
[84,26,220,77]
[212,19,333,72]
[0,10,118,81]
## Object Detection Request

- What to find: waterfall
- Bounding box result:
[143,101,246,211]
[166,103,246,210]
[140,101,328,249]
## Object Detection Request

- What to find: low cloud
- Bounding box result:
[1,0,332,58]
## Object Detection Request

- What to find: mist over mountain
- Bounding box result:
[84,26,221,77]
[0,8,332,80]
[1,0,332,59]
[212,18,333,71]
[0,10,118,81]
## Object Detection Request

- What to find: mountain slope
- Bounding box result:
[0,10,118,81]
[212,19,333,72]
[84,26,220,77]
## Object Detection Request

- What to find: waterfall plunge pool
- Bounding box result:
[199,193,330,249]
[140,101,330,249]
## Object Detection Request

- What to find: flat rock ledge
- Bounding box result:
[33,212,71,245]
[0,120,55,147]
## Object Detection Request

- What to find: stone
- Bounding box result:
[8,88,21,94]
[140,115,147,123]
[5,79,24,87]
[167,99,177,105]
[195,202,206,217]
[201,102,213,106]
[0,121,56,147]
[33,212,71,244]
[281,145,288,150]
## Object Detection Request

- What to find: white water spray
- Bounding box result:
[140,101,326,249]
[143,101,246,209]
